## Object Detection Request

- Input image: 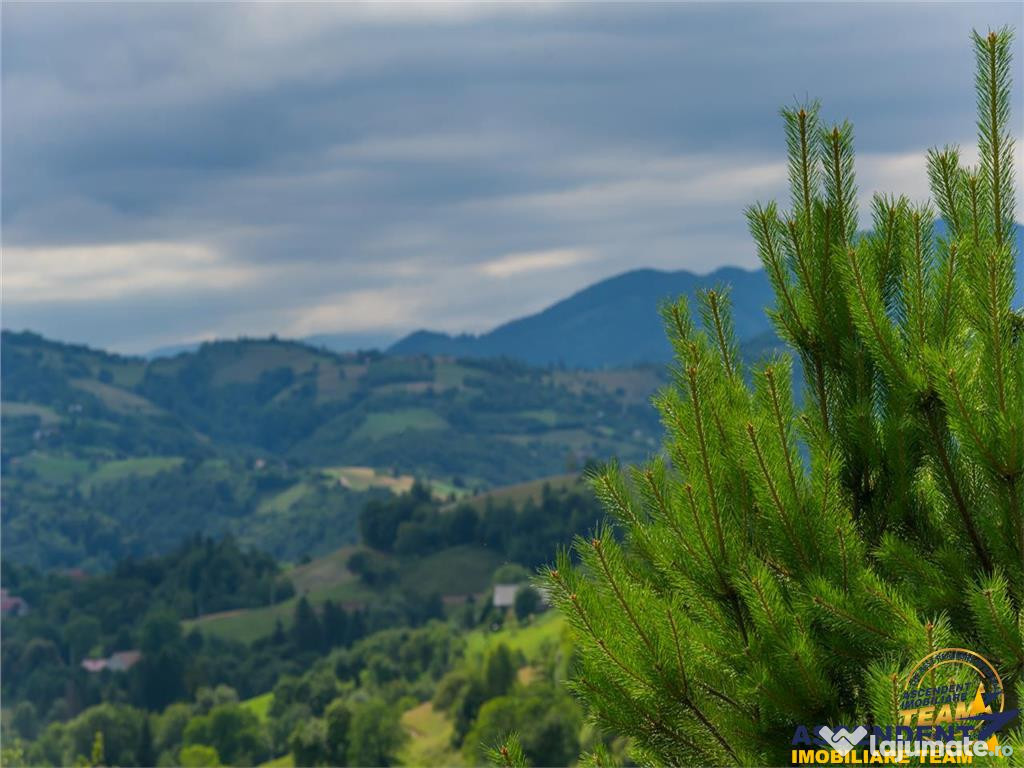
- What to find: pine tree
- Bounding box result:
[292,596,324,653]
[545,28,1023,766]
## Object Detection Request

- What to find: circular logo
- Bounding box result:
[900,647,1007,740]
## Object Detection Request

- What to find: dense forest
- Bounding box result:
[0,482,608,767]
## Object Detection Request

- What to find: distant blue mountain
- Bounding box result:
[391,223,1024,368]
[391,266,774,368]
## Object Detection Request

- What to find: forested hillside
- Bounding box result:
[1,481,605,767]
[1,331,662,569]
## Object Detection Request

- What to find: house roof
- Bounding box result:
[82,650,142,673]
[108,650,142,670]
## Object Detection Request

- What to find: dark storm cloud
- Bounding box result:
[2,2,1021,352]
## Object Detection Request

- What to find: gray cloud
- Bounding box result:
[2,2,1021,352]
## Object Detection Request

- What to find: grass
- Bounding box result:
[323,466,471,502]
[464,611,566,663]
[315,365,358,404]
[454,474,584,512]
[552,367,663,404]
[209,343,323,386]
[241,692,273,722]
[256,482,311,515]
[396,613,566,766]
[183,601,295,644]
[20,453,91,485]
[288,546,360,593]
[398,702,462,767]
[2,402,62,425]
[518,409,561,427]
[70,378,162,415]
[185,545,503,644]
[433,361,474,390]
[349,409,448,442]
[101,360,147,389]
[259,754,294,768]
[399,546,504,597]
[323,466,415,493]
[429,479,474,502]
[84,456,184,488]
[182,576,374,645]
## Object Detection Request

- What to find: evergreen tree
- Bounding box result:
[483,643,518,699]
[136,716,155,768]
[292,597,324,653]
[546,28,1023,766]
[322,600,349,648]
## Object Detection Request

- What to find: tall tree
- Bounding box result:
[292,596,324,653]
[546,28,1022,766]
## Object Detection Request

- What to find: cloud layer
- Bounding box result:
[3,2,1021,352]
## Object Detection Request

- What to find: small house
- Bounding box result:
[81,650,142,673]
[493,584,519,608]
[108,650,142,671]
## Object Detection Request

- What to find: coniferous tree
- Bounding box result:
[545,28,1023,766]
[292,596,324,653]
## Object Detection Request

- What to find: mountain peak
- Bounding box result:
[389,265,774,368]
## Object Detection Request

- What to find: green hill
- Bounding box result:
[1,331,662,569]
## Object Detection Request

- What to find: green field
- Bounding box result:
[429,478,474,501]
[259,754,294,768]
[85,456,184,488]
[287,546,360,594]
[396,612,566,767]
[350,409,449,442]
[209,343,324,386]
[184,545,505,644]
[71,378,162,414]
[401,546,504,596]
[322,466,416,493]
[322,466,472,501]
[256,482,312,515]
[2,401,62,425]
[240,692,273,722]
[18,453,91,485]
[454,473,584,512]
[464,611,566,663]
[398,702,462,767]
[433,361,474,389]
[182,578,374,644]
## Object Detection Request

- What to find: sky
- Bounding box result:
[3,2,1022,354]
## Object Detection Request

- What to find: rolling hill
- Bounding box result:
[1,331,664,569]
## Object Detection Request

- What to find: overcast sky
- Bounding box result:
[3,2,1022,353]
